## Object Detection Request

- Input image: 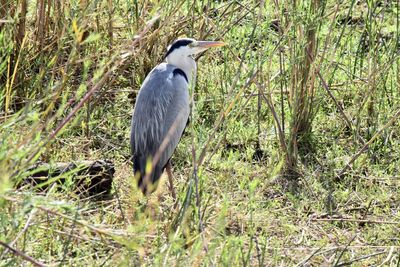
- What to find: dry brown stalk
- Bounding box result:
[16,0,27,46]
[107,0,113,50]
[35,0,46,49]
[286,0,319,177]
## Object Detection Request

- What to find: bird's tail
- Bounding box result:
[133,155,163,195]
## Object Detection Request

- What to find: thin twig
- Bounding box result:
[336,251,386,267]
[252,236,263,267]
[0,240,47,267]
[60,201,81,265]
[257,81,288,155]
[378,246,395,267]
[312,217,400,225]
[338,107,400,176]
[2,196,127,239]
[296,246,323,267]
[334,234,357,266]
[316,69,365,145]
[0,208,36,258]
[191,137,203,233]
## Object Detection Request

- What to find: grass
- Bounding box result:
[1,0,400,265]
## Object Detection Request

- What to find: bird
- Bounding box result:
[130,38,225,198]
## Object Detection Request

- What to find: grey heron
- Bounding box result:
[130,38,225,198]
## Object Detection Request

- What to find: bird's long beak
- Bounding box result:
[196,41,225,48]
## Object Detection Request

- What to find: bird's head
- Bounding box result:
[164,38,224,82]
[165,38,225,61]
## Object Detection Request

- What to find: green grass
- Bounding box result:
[1,0,400,266]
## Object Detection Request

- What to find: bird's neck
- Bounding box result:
[166,56,197,84]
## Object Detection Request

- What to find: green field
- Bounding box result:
[1,0,400,266]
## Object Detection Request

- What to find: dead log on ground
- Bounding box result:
[20,160,114,198]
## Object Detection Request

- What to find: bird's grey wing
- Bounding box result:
[158,77,190,168]
[131,63,189,185]
[131,65,173,157]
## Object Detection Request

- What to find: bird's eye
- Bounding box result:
[188,42,197,48]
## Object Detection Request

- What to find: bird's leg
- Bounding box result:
[165,161,176,201]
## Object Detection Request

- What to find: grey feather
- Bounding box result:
[130,63,190,193]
